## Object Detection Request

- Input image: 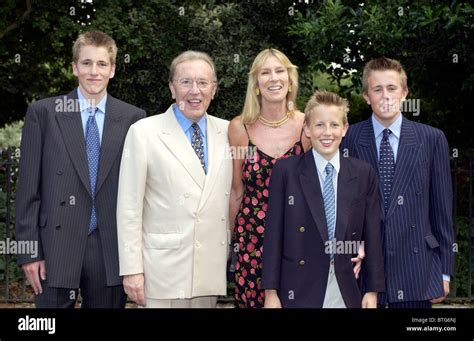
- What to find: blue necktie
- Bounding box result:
[323,163,336,252]
[191,122,206,173]
[379,129,395,214]
[86,107,100,234]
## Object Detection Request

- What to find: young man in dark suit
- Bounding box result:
[15,31,146,308]
[262,90,384,308]
[341,57,455,308]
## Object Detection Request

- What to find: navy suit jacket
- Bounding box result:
[262,151,385,308]
[341,117,455,303]
[15,89,146,288]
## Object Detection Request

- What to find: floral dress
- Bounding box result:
[233,127,303,308]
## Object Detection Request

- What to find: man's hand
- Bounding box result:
[264,289,282,308]
[351,242,365,279]
[22,260,46,295]
[362,292,377,308]
[430,280,450,304]
[123,273,146,307]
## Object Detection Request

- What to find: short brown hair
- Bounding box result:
[362,57,408,94]
[304,90,349,124]
[72,31,117,65]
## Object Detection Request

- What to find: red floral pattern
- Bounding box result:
[234,139,303,308]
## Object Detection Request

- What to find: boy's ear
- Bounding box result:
[72,62,78,77]
[342,122,349,137]
[109,64,116,79]
[362,92,370,105]
[303,120,311,139]
[402,87,409,101]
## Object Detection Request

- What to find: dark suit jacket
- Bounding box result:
[15,89,146,288]
[341,117,454,302]
[262,151,385,308]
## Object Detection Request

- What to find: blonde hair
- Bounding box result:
[168,50,217,82]
[304,90,349,124]
[362,57,408,94]
[72,31,117,65]
[241,48,298,125]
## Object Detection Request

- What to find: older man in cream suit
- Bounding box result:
[117,51,232,308]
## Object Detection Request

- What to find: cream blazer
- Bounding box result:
[117,105,232,299]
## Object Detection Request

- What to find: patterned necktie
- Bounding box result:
[379,128,395,214]
[322,163,336,252]
[86,107,100,234]
[191,122,206,173]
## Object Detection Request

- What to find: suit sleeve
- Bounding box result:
[261,161,286,290]
[116,123,147,276]
[362,165,385,292]
[15,104,44,265]
[429,131,454,276]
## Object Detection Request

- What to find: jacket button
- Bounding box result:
[299,260,305,266]
[299,226,305,232]
[184,193,190,198]
[57,170,63,175]
[413,247,418,253]
[55,225,61,230]
[410,224,416,228]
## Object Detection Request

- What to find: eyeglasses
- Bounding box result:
[174,78,216,90]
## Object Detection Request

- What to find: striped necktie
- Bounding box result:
[86,107,100,234]
[322,162,336,250]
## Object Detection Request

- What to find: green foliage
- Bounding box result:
[290,0,474,148]
[0,120,23,148]
[453,216,473,298]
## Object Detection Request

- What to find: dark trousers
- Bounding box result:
[35,230,126,308]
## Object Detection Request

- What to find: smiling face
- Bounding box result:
[304,104,349,161]
[72,45,115,103]
[256,55,290,107]
[363,70,408,127]
[169,59,217,122]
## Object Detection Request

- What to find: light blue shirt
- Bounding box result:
[372,113,402,162]
[173,104,208,173]
[312,149,340,219]
[77,88,106,144]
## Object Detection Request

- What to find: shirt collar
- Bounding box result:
[371,112,402,140]
[77,88,107,114]
[312,149,340,177]
[173,104,207,137]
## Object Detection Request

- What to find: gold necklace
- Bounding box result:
[258,113,289,128]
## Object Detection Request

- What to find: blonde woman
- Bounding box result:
[228,49,310,308]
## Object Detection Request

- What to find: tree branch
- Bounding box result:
[0,0,33,39]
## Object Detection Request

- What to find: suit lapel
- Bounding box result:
[95,95,125,194]
[299,151,329,243]
[157,106,206,189]
[356,119,379,175]
[55,89,92,196]
[334,156,357,242]
[357,119,385,215]
[386,118,420,218]
[198,116,225,210]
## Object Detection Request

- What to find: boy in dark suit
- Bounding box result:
[15,31,146,308]
[262,90,384,308]
[341,57,454,308]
